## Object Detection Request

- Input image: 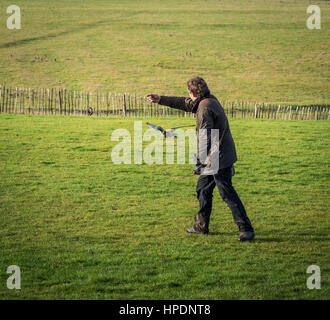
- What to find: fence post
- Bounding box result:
[8,87,12,113]
[14,87,18,113]
[22,88,25,114]
[51,88,54,114]
[72,90,75,115]
[54,88,57,115]
[59,89,63,114]
[110,93,113,116]
[18,88,20,113]
[123,93,127,116]
[289,106,292,120]
[5,88,7,113]
[276,105,280,119]
[254,104,258,119]
[39,88,41,115]
[96,92,99,116]
[78,91,83,116]
[1,85,4,113]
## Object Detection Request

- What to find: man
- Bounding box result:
[147,77,254,241]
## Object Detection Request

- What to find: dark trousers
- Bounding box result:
[194,166,254,233]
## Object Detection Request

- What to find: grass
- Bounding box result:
[0,114,329,299]
[0,0,329,105]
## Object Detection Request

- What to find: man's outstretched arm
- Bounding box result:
[147,94,195,113]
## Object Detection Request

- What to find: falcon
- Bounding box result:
[146,122,194,138]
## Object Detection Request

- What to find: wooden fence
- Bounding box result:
[0,85,329,120]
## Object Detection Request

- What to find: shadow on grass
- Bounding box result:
[208,231,329,243]
[0,20,109,49]
[208,231,236,237]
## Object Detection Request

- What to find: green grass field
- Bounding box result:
[0,114,329,299]
[0,0,329,105]
[0,0,329,301]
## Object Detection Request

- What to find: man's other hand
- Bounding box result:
[147,94,160,103]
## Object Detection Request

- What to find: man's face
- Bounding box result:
[188,90,198,101]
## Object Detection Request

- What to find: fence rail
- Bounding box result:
[0,85,329,120]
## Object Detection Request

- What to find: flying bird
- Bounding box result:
[146,122,194,138]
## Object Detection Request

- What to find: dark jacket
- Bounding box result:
[159,94,237,170]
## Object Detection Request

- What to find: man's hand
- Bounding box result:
[147,94,160,103]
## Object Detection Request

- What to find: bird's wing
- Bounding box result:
[146,122,165,132]
[165,131,177,137]
[170,125,195,130]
